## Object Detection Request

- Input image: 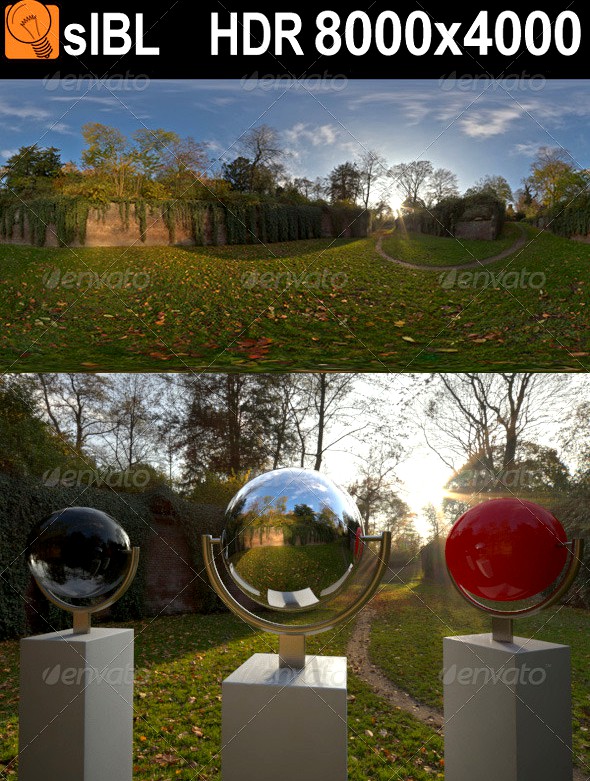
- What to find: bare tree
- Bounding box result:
[358,150,387,209]
[427,168,459,206]
[239,124,284,192]
[347,441,404,534]
[105,375,163,470]
[421,373,570,485]
[35,373,114,455]
[389,160,433,207]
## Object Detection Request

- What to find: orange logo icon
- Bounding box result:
[5,0,59,59]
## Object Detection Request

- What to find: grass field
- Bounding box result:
[380,224,519,267]
[370,581,590,770]
[0,612,444,780]
[231,541,351,594]
[0,225,589,371]
[1,585,587,777]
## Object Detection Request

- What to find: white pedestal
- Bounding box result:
[19,627,134,781]
[444,634,572,781]
[222,653,347,781]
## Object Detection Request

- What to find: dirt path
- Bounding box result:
[347,601,444,730]
[375,224,528,272]
[347,600,587,781]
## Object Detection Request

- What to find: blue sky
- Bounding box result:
[2,78,590,205]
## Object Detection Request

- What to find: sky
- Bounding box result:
[319,374,587,539]
[2,78,590,208]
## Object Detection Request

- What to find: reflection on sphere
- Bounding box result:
[221,468,363,612]
[27,507,132,607]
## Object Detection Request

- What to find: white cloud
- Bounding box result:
[48,122,75,135]
[0,100,49,121]
[458,106,524,138]
[511,142,542,157]
[284,122,340,146]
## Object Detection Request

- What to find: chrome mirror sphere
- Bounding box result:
[203,468,391,668]
[27,507,140,634]
[222,468,363,612]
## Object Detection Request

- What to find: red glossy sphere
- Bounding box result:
[445,499,568,602]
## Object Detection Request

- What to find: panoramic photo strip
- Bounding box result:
[0,78,588,372]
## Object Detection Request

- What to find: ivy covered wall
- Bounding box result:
[0,474,224,640]
[0,196,370,248]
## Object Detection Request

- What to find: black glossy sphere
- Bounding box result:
[27,507,132,607]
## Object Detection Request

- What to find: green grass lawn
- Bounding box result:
[0,612,443,780]
[380,224,518,267]
[0,225,588,371]
[232,541,352,594]
[370,581,590,770]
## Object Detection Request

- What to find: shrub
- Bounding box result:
[0,474,225,639]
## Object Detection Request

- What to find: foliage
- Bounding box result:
[326,161,362,203]
[526,146,588,209]
[0,472,225,640]
[547,194,590,237]
[0,195,90,246]
[401,192,505,238]
[325,204,370,238]
[0,194,365,247]
[0,378,86,478]
[2,145,62,198]
[188,471,251,507]
[465,174,513,204]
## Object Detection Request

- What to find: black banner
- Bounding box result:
[1,0,588,79]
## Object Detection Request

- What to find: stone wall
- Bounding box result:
[144,499,224,616]
[454,218,498,241]
[0,202,368,248]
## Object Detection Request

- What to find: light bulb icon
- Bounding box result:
[6,1,53,58]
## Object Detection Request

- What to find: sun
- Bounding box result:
[388,193,405,217]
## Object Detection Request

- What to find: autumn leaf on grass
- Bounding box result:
[155,312,166,326]
[235,337,273,360]
[149,352,171,361]
[154,753,180,766]
[401,336,417,343]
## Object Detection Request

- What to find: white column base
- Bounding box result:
[222,653,347,781]
[19,627,134,781]
[444,634,572,781]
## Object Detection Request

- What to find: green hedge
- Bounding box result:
[547,195,590,237]
[400,193,505,239]
[0,196,369,247]
[0,196,90,247]
[0,474,223,640]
